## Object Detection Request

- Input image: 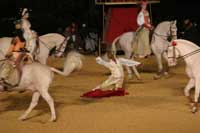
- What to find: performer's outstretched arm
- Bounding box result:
[96,57,111,68]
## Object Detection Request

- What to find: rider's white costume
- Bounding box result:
[21,8,36,55]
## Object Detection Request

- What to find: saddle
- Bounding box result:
[0,53,33,89]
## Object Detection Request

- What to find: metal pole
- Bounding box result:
[98,4,105,56]
[149,3,153,24]
[102,4,105,42]
[98,38,101,56]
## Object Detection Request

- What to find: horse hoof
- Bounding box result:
[190,102,195,107]
[49,116,56,122]
[153,75,161,80]
[128,74,133,80]
[0,86,5,93]
[137,78,142,81]
[164,72,171,79]
[191,107,198,113]
[18,115,27,121]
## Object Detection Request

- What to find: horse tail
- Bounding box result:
[111,36,120,57]
[50,67,66,76]
[50,51,84,76]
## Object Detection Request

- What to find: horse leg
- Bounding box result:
[125,66,133,79]
[124,49,141,80]
[154,53,163,79]
[162,52,170,77]
[40,90,56,121]
[131,66,141,80]
[192,79,200,113]
[18,92,40,120]
[184,79,195,104]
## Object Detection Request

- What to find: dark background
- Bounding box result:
[0,0,199,37]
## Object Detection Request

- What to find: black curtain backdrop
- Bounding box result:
[1,0,200,37]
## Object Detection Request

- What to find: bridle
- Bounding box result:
[167,43,200,63]
[166,45,180,63]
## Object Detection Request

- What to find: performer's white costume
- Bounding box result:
[95,57,140,90]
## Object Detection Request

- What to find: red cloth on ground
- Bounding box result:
[81,88,129,98]
[105,7,138,44]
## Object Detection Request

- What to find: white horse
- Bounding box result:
[167,39,200,113]
[0,51,84,121]
[0,33,67,64]
[111,21,177,79]
[151,21,177,78]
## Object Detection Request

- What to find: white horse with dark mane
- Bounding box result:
[0,33,67,64]
[167,39,200,113]
[111,21,177,79]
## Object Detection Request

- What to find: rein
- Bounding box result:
[179,49,200,59]
[167,46,200,61]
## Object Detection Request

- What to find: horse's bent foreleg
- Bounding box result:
[154,53,163,79]
[162,52,170,76]
[156,53,163,73]
[19,92,40,120]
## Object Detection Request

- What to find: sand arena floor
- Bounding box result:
[0,55,200,133]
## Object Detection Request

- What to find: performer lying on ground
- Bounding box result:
[93,52,124,91]
[81,51,140,98]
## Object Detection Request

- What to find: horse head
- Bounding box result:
[169,20,177,40]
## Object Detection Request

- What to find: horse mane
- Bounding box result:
[155,21,171,32]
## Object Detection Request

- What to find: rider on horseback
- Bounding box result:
[6,27,28,70]
[132,0,153,58]
[0,16,32,89]
[21,8,38,56]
